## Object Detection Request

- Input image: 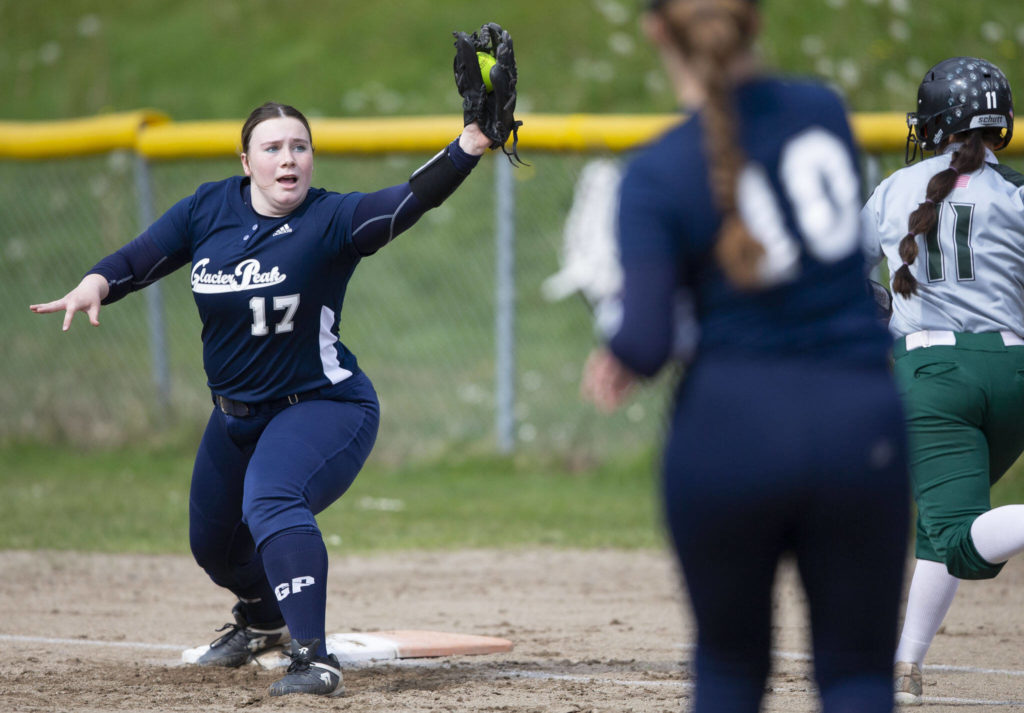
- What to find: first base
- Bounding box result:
[326,630,513,665]
[183,630,513,668]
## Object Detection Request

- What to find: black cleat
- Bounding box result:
[269,639,345,697]
[194,602,289,668]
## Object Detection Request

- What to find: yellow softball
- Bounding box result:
[477,52,497,92]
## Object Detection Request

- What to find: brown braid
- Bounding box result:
[659,0,762,288]
[891,130,991,298]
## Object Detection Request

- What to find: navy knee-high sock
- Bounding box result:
[260,530,329,657]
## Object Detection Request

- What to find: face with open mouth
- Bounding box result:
[240,116,313,217]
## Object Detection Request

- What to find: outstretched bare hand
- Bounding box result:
[581,348,637,413]
[30,273,110,331]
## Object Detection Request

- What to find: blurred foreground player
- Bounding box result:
[581,1,910,711]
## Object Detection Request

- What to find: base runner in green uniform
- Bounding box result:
[861,56,1024,705]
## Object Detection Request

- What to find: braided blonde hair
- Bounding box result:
[657,0,762,288]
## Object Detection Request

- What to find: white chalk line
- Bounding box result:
[928,663,1024,677]
[679,642,1024,678]
[0,634,184,652]
[494,669,689,689]
[923,696,1024,706]
[4,634,1024,705]
[492,671,1024,705]
[760,650,1024,680]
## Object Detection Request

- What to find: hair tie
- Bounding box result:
[924,198,936,204]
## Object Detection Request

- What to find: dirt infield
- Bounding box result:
[2,548,1023,712]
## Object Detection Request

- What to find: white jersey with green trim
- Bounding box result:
[861,145,1024,338]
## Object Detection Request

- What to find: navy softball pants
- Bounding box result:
[188,371,379,624]
[664,356,909,713]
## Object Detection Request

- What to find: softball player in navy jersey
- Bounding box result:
[31,102,492,697]
[582,1,909,711]
[861,57,1024,705]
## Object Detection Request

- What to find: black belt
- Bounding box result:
[214,388,322,417]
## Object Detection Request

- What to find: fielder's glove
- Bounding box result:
[453,22,524,165]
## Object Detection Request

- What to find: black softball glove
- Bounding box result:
[453,22,524,165]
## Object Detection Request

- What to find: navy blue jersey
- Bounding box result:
[148,176,365,401]
[609,77,890,375]
[86,139,477,404]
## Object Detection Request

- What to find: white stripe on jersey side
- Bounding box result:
[319,306,353,384]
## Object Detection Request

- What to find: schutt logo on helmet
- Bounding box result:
[905,56,1014,163]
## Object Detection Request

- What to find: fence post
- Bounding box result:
[494,156,516,453]
[133,153,171,422]
[863,153,881,197]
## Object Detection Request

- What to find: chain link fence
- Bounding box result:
[4,111,939,463]
[3,147,671,462]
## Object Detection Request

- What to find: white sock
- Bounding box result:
[895,559,960,666]
[970,505,1024,563]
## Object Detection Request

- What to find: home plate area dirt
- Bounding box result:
[2,548,1024,712]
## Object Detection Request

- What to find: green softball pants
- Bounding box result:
[893,331,1024,580]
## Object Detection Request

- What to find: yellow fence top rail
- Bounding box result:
[136,120,241,159]
[134,112,921,158]
[1,111,1019,159]
[134,116,474,158]
[0,110,170,159]
[850,112,913,155]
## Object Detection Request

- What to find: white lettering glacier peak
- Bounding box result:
[191,258,287,294]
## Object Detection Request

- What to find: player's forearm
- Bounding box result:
[87,231,183,304]
[607,262,676,377]
[352,137,482,255]
[408,136,481,206]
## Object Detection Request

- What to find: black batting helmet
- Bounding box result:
[906,56,1013,162]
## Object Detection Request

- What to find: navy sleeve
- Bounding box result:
[87,196,194,304]
[607,159,680,377]
[351,138,481,256]
[446,137,482,174]
[350,183,428,256]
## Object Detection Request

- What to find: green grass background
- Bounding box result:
[0,442,663,553]
[3,0,1024,120]
[4,0,1024,552]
